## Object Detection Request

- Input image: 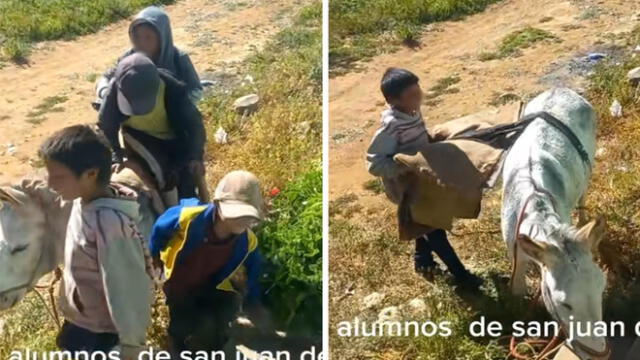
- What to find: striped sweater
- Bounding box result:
[366,107,430,203]
[58,185,153,354]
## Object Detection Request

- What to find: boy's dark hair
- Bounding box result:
[39,125,113,186]
[380,67,420,102]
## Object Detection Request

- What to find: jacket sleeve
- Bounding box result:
[178,52,203,103]
[96,49,133,100]
[149,205,182,258]
[95,210,152,352]
[97,82,126,163]
[366,127,403,178]
[175,90,206,161]
[244,246,263,304]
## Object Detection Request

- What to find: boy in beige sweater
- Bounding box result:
[40,125,153,359]
[366,68,482,289]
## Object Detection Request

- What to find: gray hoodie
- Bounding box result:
[97,6,202,103]
[58,185,153,357]
[366,107,430,203]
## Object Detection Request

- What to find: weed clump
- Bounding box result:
[479,26,559,61]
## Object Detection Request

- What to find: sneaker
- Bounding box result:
[453,272,484,290]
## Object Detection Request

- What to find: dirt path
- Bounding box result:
[329,0,639,207]
[0,0,302,182]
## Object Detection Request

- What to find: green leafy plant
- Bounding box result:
[258,165,322,334]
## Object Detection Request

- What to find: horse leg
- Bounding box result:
[510,246,529,296]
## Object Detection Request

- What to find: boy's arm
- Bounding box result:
[366,128,404,178]
[95,210,152,357]
[149,206,182,259]
[97,85,125,163]
[178,52,203,103]
[180,94,206,162]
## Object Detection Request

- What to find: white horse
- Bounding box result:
[0,169,158,311]
[501,88,609,359]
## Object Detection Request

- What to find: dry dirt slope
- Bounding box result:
[0,0,304,182]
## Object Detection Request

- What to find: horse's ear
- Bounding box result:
[577,215,606,253]
[518,234,558,266]
[0,187,27,207]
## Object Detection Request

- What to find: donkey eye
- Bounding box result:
[561,303,573,311]
[10,244,28,255]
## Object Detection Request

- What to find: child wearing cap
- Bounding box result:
[98,52,207,207]
[149,170,266,352]
[40,125,153,360]
[366,67,483,289]
[95,6,202,105]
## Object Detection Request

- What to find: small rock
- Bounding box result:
[633,46,640,53]
[610,99,623,118]
[233,94,260,115]
[627,67,640,85]
[377,306,401,322]
[406,298,427,315]
[362,292,385,310]
[595,147,607,158]
[214,126,229,144]
[6,145,17,156]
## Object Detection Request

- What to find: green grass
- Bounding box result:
[0,0,174,62]
[425,74,461,100]
[478,26,559,61]
[258,165,322,334]
[329,0,501,74]
[363,178,384,194]
[201,1,321,190]
[26,95,68,124]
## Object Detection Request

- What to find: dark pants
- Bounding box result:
[56,321,118,353]
[166,288,240,352]
[415,229,468,278]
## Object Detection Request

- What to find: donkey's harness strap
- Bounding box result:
[452,111,592,170]
[521,111,592,169]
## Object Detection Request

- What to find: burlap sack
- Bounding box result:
[392,102,522,240]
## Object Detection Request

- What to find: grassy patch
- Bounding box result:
[26,95,68,124]
[0,0,174,62]
[201,2,322,333]
[479,27,559,61]
[363,178,384,194]
[329,0,501,74]
[425,74,461,100]
[201,2,321,190]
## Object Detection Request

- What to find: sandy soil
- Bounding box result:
[0,0,303,182]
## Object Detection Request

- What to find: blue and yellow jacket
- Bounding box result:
[149,198,262,301]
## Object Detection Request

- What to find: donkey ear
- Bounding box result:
[518,234,558,266]
[0,187,27,207]
[576,216,606,252]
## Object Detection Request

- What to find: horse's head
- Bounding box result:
[0,186,49,310]
[519,217,608,358]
